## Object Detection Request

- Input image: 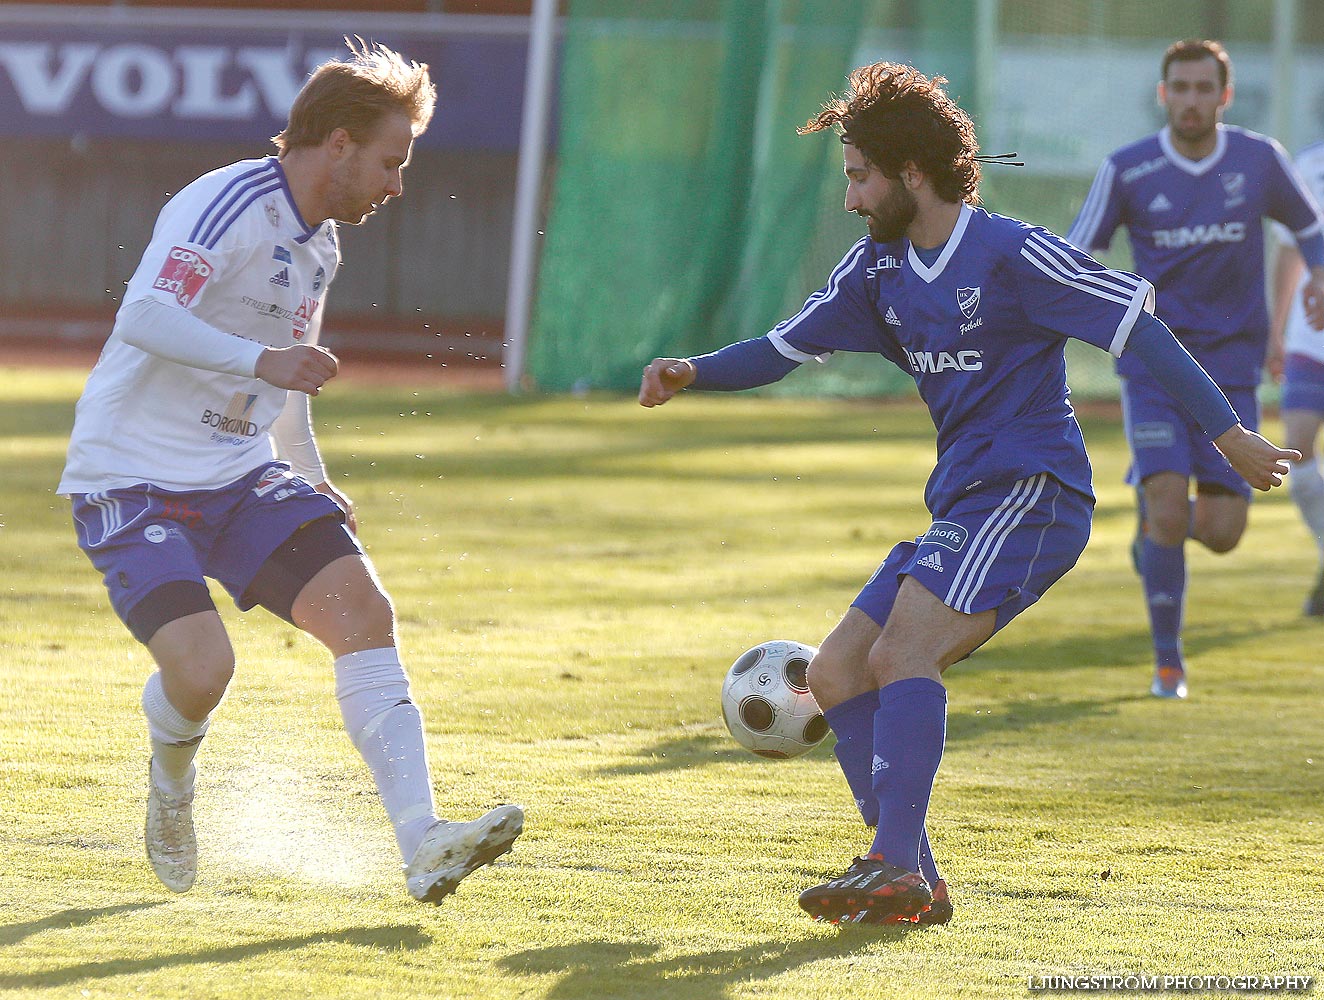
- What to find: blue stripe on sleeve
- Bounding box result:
[690,337,800,391]
[1124,313,1238,437]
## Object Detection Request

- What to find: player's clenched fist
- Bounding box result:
[638,357,696,407]
[255,344,340,395]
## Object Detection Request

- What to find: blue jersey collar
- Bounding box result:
[907,203,974,284]
[1158,124,1227,177]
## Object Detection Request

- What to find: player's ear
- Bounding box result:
[327,127,352,158]
[1220,82,1234,109]
[1156,81,1167,107]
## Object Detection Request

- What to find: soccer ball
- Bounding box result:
[720,640,829,759]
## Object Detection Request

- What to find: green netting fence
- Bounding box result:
[529,0,1316,399]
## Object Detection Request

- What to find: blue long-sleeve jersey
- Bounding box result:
[693,205,1162,515]
[1068,124,1324,387]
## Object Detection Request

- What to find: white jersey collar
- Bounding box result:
[1158,124,1227,176]
[906,203,974,283]
[269,157,322,242]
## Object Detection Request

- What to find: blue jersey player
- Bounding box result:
[1068,39,1324,699]
[58,41,521,903]
[639,62,1295,926]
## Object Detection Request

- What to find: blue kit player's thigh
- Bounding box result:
[1120,375,1198,485]
[72,485,222,643]
[205,464,360,623]
[1191,386,1257,500]
[1282,354,1324,415]
[851,474,1093,635]
[1121,376,1256,499]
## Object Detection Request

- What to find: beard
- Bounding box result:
[326,158,375,225]
[1169,110,1217,147]
[864,183,918,243]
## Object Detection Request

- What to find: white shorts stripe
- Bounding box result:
[945,475,1047,612]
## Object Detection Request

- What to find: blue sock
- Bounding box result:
[919,826,942,886]
[825,691,881,827]
[868,677,947,873]
[1140,537,1186,667]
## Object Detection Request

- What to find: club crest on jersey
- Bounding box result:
[153,246,213,307]
[264,198,281,228]
[1221,172,1245,198]
[313,266,325,292]
[957,286,981,319]
[920,520,968,552]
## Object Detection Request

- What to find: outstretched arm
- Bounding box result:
[638,337,801,407]
[639,358,696,407]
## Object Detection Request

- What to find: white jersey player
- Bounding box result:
[1271,139,1324,612]
[60,157,339,494]
[58,40,522,904]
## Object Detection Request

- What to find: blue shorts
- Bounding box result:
[851,474,1093,635]
[1282,354,1324,414]
[1120,376,1258,499]
[71,463,349,626]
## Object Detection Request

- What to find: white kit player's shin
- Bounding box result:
[334,648,439,862]
[1289,458,1324,552]
[142,671,207,892]
[142,671,208,795]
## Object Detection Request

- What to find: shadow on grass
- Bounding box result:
[0,921,430,990]
[0,903,165,948]
[946,695,1139,742]
[498,930,914,1000]
[595,733,738,776]
[971,614,1282,677]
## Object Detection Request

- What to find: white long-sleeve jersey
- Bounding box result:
[1279,141,1324,364]
[59,156,340,494]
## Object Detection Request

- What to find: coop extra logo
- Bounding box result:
[153,246,213,307]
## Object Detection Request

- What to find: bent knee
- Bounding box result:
[807,646,866,707]
[1199,531,1242,554]
[1144,511,1189,546]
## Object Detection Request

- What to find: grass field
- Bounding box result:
[1,365,1321,1000]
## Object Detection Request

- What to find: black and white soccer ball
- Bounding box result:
[720,640,829,759]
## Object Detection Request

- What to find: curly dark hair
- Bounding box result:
[798,62,981,205]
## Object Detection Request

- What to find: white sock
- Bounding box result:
[334,647,438,863]
[1290,458,1324,559]
[142,671,208,798]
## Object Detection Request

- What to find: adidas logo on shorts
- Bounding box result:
[916,550,944,573]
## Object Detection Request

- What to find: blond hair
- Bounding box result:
[273,37,436,153]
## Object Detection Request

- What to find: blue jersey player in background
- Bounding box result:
[638,62,1295,927]
[1068,39,1324,699]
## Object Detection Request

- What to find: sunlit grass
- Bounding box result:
[1,366,1320,999]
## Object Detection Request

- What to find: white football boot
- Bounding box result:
[405,804,524,904]
[144,762,197,893]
